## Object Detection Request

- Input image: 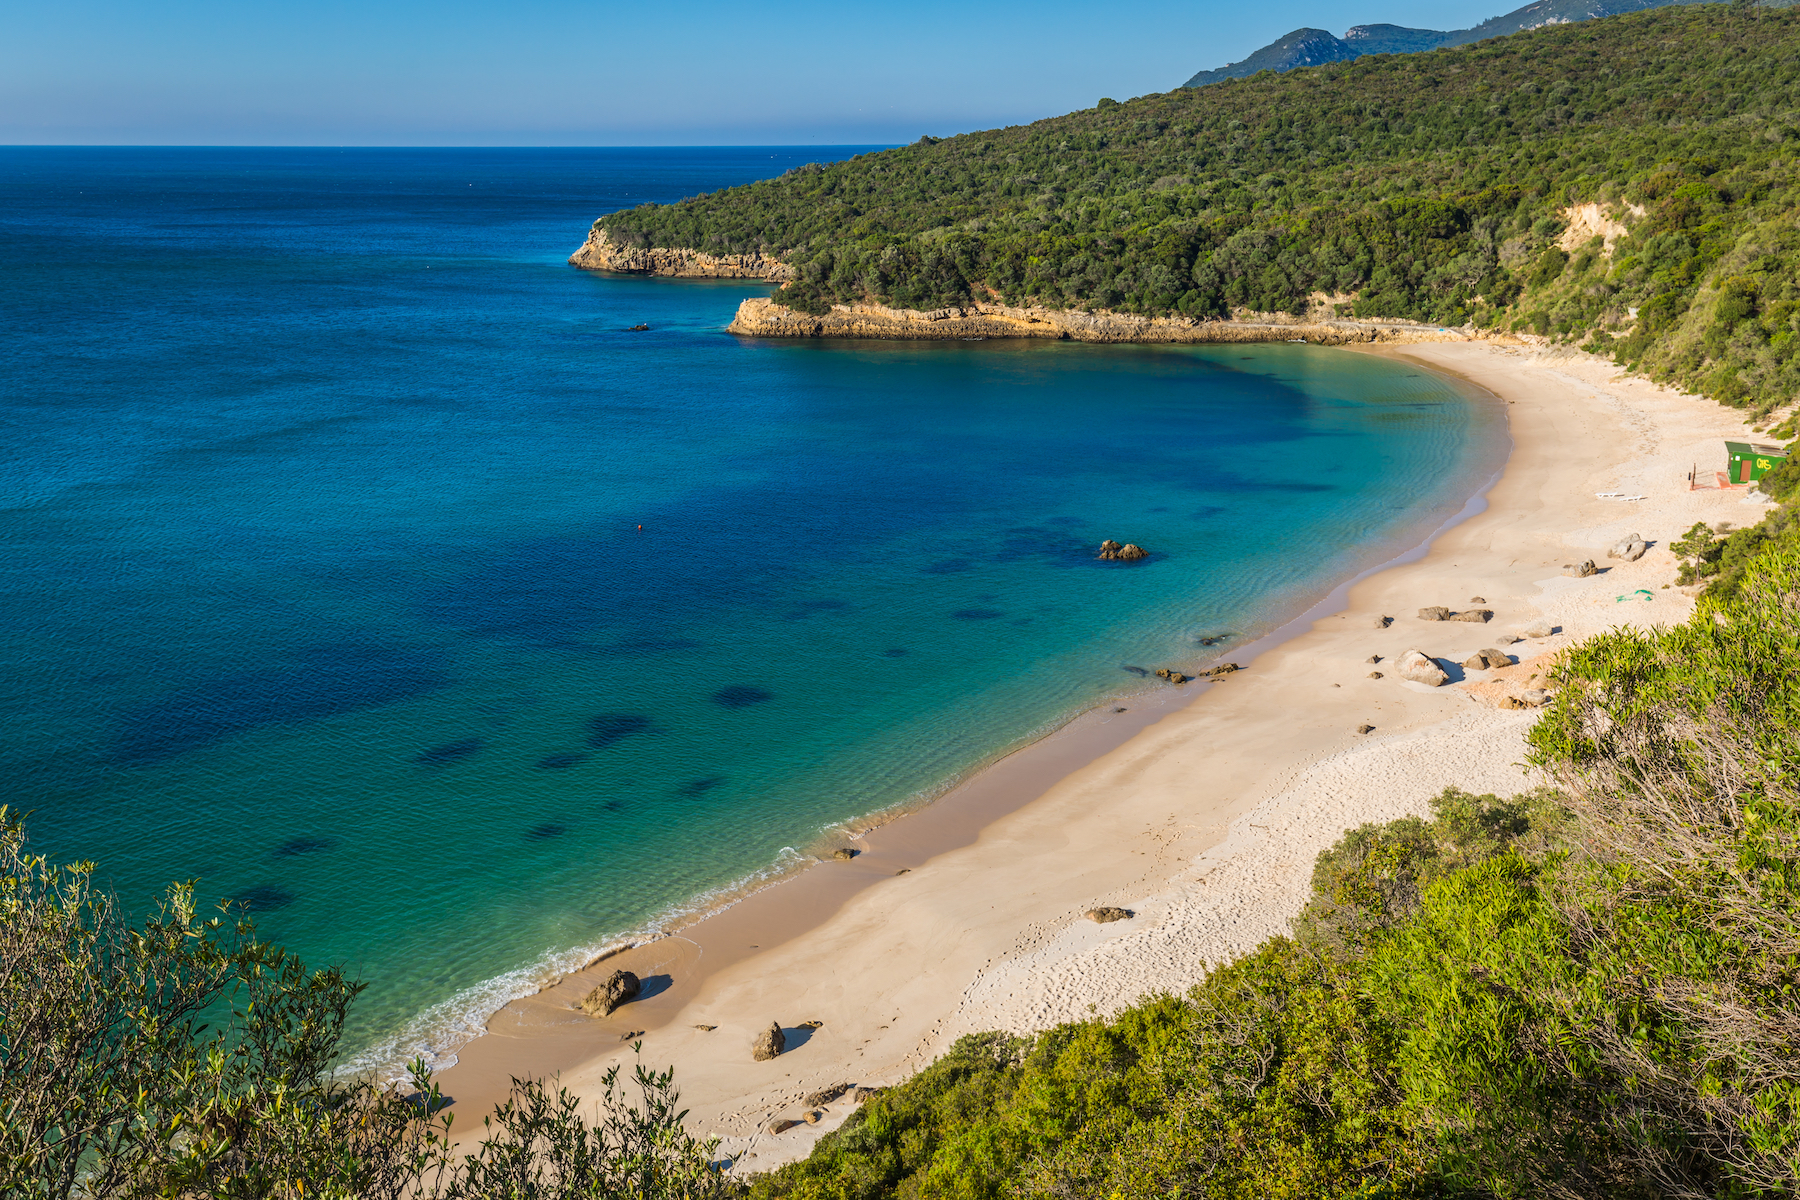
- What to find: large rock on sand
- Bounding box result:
[1463,648,1513,670]
[1086,906,1134,923]
[1396,649,1449,687]
[1563,559,1598,578]
[1450,608,1493,623]
[579,970,640,1017]
[752,1021,787,1062]
[1417,606,1452,621]
[1607,533,1648,561]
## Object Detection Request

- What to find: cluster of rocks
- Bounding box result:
[1417,605,1493,623]
[1085,906,1134,923]
[830,847,858,861]
[1563,559,1599,578]
[765,1085,885,1135]
[1200,662,1243,678]
[578,970,640,1018]
[1154,668,1190,684]
[1097,540,1150,561]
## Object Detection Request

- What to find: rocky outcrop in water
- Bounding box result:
[570,228,795,280]
[1098,540,1150,561]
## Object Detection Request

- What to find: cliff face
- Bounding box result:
[568,228,794,281]
[726,297,1478,346]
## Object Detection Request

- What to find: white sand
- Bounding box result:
[436,341,1771,1174]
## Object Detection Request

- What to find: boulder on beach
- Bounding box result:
[1086,906,1134,923]
[1396,649,1449,687]
[1368,671,1384,678]
[1356,723,1375,734]
[1154,668,1191,684]
[1563,560,1599,578]
[1418,606,1452,621]
[1606,533,1648,561]
[852,1086,886,1102]
[805,1084,851,1107]
[752,1021,787,1062]
[1098,540,1150,561]
[1463,648,1512,670]
[1469,596,1486,603]
[1450,609,1493,623]
[803,1110,823,1124]
[768,1119,800,1134]
[1521,688,1553,706]
[1521,621,1555,638]
[1374,615,1393,629]
[1497,695,1530,710]
[578,969,641,1018]
[1365,655,1382,663]
[1200,663,1242,678]
[831,848,857,861]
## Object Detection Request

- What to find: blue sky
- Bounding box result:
[5,0,1520,145]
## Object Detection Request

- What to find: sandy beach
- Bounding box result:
[435,339,1771,1173]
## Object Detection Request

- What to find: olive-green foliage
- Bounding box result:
[1670,504,1800,596]
[597,5,1800,420]
[0,807,733,1200]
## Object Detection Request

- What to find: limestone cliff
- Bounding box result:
[568,227,793,281]
[726,297,1480,346]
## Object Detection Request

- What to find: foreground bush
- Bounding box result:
[0,809,733,1199]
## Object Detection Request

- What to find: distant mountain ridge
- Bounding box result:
[1180,0,1707,87]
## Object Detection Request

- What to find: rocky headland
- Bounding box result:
[568,227,794,281]
[724,296,1474,346]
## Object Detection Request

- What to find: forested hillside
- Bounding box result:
[595,5,1800,427]
[1179,0,1708,88]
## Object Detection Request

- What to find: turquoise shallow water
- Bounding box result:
[0,147,1503,1071]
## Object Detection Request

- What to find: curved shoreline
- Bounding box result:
[427,345,1508,1118]
[434,340,1762,1177]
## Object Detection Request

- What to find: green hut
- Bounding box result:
[1726,441,1788,484]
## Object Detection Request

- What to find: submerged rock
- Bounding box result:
[1396,649,1449,687]
[752,1021,786,1062]
[579,970,641,1018]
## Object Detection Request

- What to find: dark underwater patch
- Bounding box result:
[272,836,337,858]
[417,737,482,766]
[679,775,726,796]
[587,713,651,748]
[952,609,1004,620]
[924,558,973,574]
[784,599,850,620]
[111,642,448,765]
[712,685,772,708]
[526,823,567,840]
[537,752,587,770]
[234,885,295,912]
[882,648,909,657]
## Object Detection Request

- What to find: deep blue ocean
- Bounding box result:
[0,146,1502,1072]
